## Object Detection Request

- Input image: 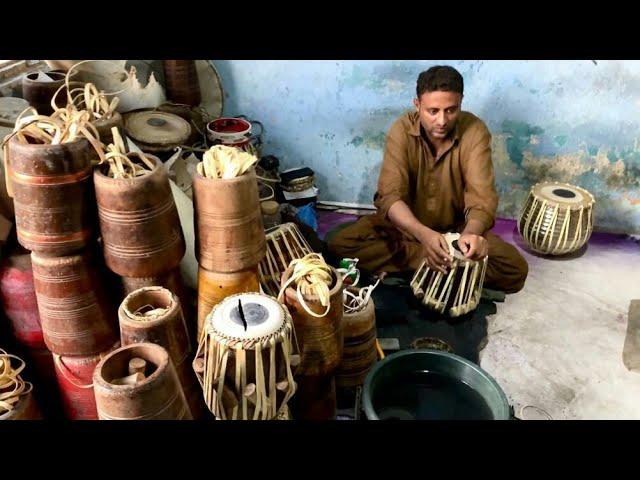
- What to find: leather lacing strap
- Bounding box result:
[0,349,33,414]
[194,312,297,420]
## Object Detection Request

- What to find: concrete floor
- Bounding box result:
[479,220,640,420]
[319,211,640,420]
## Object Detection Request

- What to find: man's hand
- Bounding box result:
[418,228,452,274]
[458,233,488,261]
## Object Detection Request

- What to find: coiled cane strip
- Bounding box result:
[0,350,33,415]
[277,253,333,318]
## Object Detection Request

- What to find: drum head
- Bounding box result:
[444,232,466,261]
[124,111,191,147]
[532,182,594,209]
[209,292,286,339]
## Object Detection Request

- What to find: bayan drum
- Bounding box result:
[518,181,595,255]
[410,233,487,317]
[193,293,297,420]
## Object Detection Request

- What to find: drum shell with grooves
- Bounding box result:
[7,136,95,256]
[193,168,266,273]
[31,250,118,356]
[118,287,204,419]
[335,291,377,388]
[94,155,185,278]
[93,342,193,420]
[280,266,344,377]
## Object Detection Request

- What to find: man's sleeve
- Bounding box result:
[463,122,498,233]
[374,121,411,219]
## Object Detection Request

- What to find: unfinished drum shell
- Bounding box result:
[21,70,67,115]
[93,342,192,420]
[7,136,95,256]
[335,289,377,388]
[193,167,265,273]
[94,155,185,278]
[31,250,118,356]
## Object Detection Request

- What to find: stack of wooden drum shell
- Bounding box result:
[118,286,204,419]
[279,265,344,420]
[193,167,265,341]
[5,135,119,420]
[32,250,119,419]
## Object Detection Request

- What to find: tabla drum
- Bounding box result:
[518,182,595,255]
[410,233,487,317]
[193,292,298,420]
[258,223,313,297]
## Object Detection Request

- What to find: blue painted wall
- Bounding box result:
[212,60,640,234]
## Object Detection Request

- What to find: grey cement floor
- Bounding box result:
[479,226,640,420]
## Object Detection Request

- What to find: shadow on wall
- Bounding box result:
[357,161,381,205]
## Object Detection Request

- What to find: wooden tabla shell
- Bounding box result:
[258,223,313,297]
[518,182,595,255]
[336,288,377,388]
[193,292,297,420]
[410,233,487,317]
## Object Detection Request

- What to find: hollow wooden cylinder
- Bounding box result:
[8,136,95,256]
[163,60,202,107]
[31,250,118,356]
[94,155,185,277]
[21,70,66,115]
[335,291,377,388]
[193,168,265,273]
[93,343,192,420]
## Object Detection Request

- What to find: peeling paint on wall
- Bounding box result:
[212,60,640,234]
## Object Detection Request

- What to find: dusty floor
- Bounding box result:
[480,220,640,420]
[319,212,640,420]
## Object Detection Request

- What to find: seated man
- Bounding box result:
[328,65,528,294]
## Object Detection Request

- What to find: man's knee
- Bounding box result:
[507,249,529,293]
[499,242,529,293]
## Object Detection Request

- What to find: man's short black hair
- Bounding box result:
[416,66,464,98]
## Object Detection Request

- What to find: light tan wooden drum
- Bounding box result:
[258,223,313,297]
[518,182,595,255]
[193,292,297,420]
[410,233,487,317]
